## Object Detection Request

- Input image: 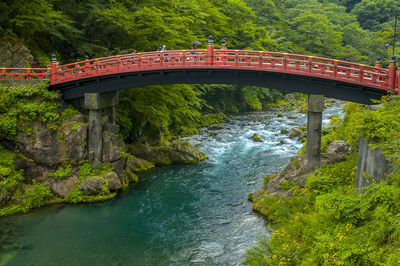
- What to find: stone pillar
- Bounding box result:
[306,94,324,163]
[84,92,119,168]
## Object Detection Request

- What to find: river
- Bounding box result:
[0,102,343,265]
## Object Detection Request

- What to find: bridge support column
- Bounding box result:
[306,94,324,163]
[84,92,119,168]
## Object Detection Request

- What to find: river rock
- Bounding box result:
[289,127,303,138]
[125,156,155,173]
[326,140,352,154]
[78,176,105,195]
[104,172,122,191]
[251,134,263,142]
[298,130,307,141]
[49,176,78,198]
[129,142,207,165]
[168,142,208,163]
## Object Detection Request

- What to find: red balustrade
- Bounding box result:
[1,67,50,81]
[0,49,398,94]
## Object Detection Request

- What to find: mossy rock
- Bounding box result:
[251,134,263,142]
[128,142,207,166]
[209,124,224,130]
[276,113,284,117]
[280,128,288,134]
[287,115,298,119]
[78,176,105,196]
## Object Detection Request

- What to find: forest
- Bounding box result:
[1,0,399,142]
[1,0,400,264]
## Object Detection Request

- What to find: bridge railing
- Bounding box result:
[1,67,50,81]
[213,50,393,92]
[0,50,398,94]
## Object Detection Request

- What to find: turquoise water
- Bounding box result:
[0,104,342,265]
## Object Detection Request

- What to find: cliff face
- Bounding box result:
[0,37,34,68]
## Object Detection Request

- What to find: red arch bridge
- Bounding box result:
[1,43,400,104]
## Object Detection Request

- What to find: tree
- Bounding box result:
[352,0,400,31]
[288,12,343,57]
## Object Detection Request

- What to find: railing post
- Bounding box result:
[221,39,227,65]
[1,68,6,80]
[85,55,90,76]
[333,60,338,77]
[116,55,120,71]
[206,35,214,65]
[375,57,382,68]
[50,53,57,84]
[388,55,397,91]
[283,54,288,70]
[359,66,364,82]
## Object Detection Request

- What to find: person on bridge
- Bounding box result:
[157,45,162,51]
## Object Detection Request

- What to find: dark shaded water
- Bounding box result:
[0,104,342,265]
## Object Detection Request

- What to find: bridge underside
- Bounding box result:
[51,69,389,104]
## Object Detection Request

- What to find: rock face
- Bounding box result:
[0,38,33,68]
[16,114,88,167]
[356,137,393,192]
[79,176,105,195]
[129,142,207,165]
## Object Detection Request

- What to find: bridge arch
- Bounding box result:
[53,67,388,104]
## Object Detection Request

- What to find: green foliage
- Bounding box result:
[48,165,72,180]
[0,84,61,138]
[78,162,113,178]
[20,180,54,209]
[246,97,400,265]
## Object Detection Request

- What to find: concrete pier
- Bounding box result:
[306,94,324,163]
[84,92,118,168]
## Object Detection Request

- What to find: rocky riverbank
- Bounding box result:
[0,84,207,216]
[249,140,353,217]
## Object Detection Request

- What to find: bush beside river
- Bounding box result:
[245,97,400,265]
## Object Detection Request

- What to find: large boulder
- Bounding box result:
[326,140,352,154]
[104,172,121,191]
[125,156,155,173]
[78,176,105,196]
[289,127,303,138]
[48,176,78,198]
[129,142,207,165]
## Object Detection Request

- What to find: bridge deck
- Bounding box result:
[1,49,399,103]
